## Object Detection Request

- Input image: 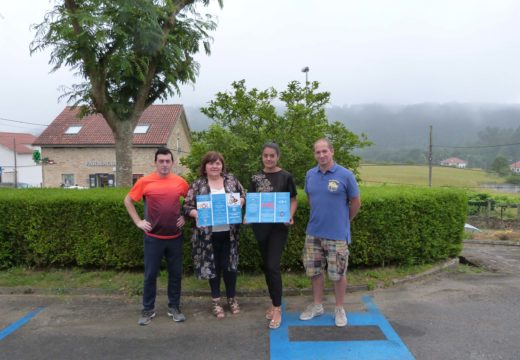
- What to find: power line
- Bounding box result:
[0,117,49,127]
[361,163,493,173]
[0,164,42,169]
[433,142,520,149]
[0,123,42,131]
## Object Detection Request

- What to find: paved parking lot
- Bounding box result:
[1,242,520,359]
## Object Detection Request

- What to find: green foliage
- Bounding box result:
[351,187,467,266]
[32,150,41,164]
[490,156,511,177]
[30,0,220,114]
[0,186,466,271]
[29,0,222,186]
[181,80,371,186]
[505,175,520,185]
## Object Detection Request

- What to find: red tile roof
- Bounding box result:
[0,132,38,154]
[510,161,520,169]
[33,105,185,146]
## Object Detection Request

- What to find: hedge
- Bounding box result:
[0,186,467,271]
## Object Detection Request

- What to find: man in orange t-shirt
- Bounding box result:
[124,147,189,326]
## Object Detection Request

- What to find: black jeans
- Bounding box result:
[142,234,183,311]
[209,231,237,299]
[253,224,289,307]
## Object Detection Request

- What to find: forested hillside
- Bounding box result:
[185,103,520,169]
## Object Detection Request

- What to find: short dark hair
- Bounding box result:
[262,142,280,157]
[199,151,226,177]
[155,147,174,162]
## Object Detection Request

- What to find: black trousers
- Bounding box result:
[253,224,289,307]
[209,231,237,299]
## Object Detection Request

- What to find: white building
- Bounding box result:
[510,161,520,174]
[440,157,467,169]
[0,132,42,187]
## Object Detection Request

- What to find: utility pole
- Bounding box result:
[13,137,18,188]
[428,125,432,187]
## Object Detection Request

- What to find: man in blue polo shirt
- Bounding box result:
[300,138,361,327]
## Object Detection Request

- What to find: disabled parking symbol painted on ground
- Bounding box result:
[270,296,415,360]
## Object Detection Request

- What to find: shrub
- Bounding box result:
[0,186,467,271]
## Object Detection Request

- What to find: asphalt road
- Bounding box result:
[1,242,519,360]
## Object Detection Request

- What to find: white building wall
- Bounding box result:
[0,145,42,186]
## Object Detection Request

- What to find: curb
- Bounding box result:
[390,258,459,285]
[460,239,520,271]
[0,258,459,297]
[464,239,520,247]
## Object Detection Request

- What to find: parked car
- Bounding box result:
[63,185,87,189]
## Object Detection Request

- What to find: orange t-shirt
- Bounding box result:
[128,172,189,239]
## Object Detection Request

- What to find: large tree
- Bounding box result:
[182,80,371,186]
[31,0,222,186]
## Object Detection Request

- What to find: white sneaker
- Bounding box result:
[299,303,324,320]
[334,307,348,327]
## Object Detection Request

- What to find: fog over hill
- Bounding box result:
[184,103,520,167]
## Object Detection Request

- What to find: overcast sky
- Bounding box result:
[1,0,520,134]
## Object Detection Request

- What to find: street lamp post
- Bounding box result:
[301,66,309,86]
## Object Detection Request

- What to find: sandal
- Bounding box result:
[212,299,225,319]
[269,306,282,329]
[227,297,240,315]
[265,306,274,320]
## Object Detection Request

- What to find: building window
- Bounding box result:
[134,125,150,134]
[89,173,115,188]
[65,126,82,134]
[62,174,75,187]
[133,174,144,184]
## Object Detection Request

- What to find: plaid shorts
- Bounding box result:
[302,235,349,281]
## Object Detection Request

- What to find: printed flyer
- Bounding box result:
[246,192,290,223]
[196,193,242,226]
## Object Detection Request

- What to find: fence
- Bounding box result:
[468,200,520,223]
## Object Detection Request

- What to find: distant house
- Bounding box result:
[440,157,467,168]
[510,161,520,174]
[0,132,42,186]
[33,105,191,188]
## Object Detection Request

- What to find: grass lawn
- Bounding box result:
[0,262,456,296]
[359,164,505,188]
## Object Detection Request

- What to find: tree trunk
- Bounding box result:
[111,120,136,187]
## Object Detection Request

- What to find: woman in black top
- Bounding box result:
[248,142,297,329]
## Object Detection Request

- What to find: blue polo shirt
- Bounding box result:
[305,163,359,243]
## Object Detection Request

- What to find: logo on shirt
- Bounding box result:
[328,179,339,192]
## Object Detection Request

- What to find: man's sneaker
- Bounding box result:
[168,306,186,322]
[334,306,348,327]
[138,310,156,326]
[299,303,324,320]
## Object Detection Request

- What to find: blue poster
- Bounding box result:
[226,193,243,224]
[196,193,242,226]
[275,192,290,223]
[260,192,275,223]
[246,192,290,223]
[196,194,212,227]
[211,193,228,226]
[245,193,261,223]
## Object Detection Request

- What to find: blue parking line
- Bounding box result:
[270,296,415,360]
[0,307,44,341]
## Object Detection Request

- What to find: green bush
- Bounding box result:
[505,175,520,185]
[0,186,467,271]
